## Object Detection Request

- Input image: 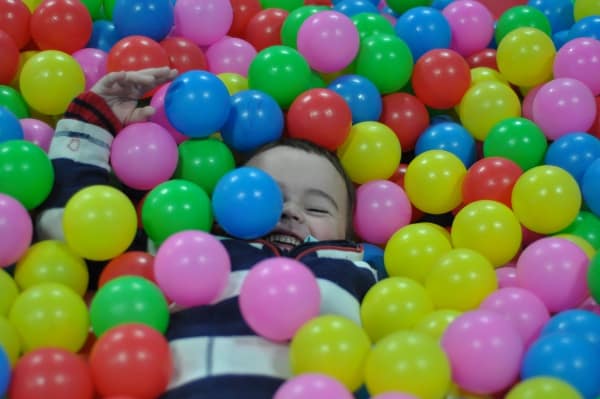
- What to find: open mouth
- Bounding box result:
[266,233,303,248]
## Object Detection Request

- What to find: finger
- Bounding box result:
[127,106,156,124]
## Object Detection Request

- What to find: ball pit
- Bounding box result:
[0,0,600,398]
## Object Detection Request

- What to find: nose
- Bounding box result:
[281,201,304,222]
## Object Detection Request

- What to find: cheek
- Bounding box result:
[307,217,346,241]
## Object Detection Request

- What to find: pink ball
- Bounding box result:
[554,38,600,96]
[110,122,179,190]
[206,36,257,77]
[72,48,108,91]
[371,394,418,399]
[150,83,189,144]
[274,373,354,399]
[441,309,524,395]
[154,230,231,307]
[174,0,233,47]
[496,265,519,288]
[480,287,550,347]
[521,84,542,121]
[19,118,54,152]
[442,0,494,57]
[516,237,590,313]
[354,180,412,245]
[532,77,597,140]
[297,10,360,73]
[0,193,33,267]
[239,258,321,342]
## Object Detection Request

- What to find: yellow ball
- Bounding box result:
[506,376,583,399]
[364,330,451,399]
[15,240,89,297]
[497,27,555,87]
[19,50,85,115]
[425,248,498,311]
[63,185,138,261]
[8,282,89,353]
[414,309,461,341]
[512,165,582,234]
[404,150,466,214]
[360,277,434,342]
[574,0,600,21]
[289,315,371,391]
[337,121,402,184]
[451,200,523,267]
[470,67,509,87]
[458,81,521,141]
[0,268,19,317]
[0,315,21,366]
[218,72,248,95]
[384,222,453,283]
[22,0,43,12]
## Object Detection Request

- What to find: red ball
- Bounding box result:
[89,323,173,399]
[244,8,288,51]
[0,29,19,84]
[466,48,498,70]
[107,35,170,72]
[161,36,208,73]
[228,0,262,38]
[30,0,92,53]
[588,96,600,139]
[378,92,429,152]
[462,156,523,207]
[8,348,94,399]
[412,48,471,110]
[0,0,31,49]
[286,88,352,150]
[98,251,156,288]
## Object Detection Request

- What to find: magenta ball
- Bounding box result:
[19,118,54,152]
[521,84,542,121]
[297,10,360,73]
[554,37,600,96]
[354,180,412,245]
[72,48,108,90]
[532,77,597,140]
[110,122,179,190]
[274,373,354,399]
[0,193,33,267]
[173,0,233,47]
[441,309,524,395]
[371,394,419,399]
[239,257,321,342]
[479,287,550,347]
[150,83,189,144]
[442,0,494,57]
[206,36,257,76]
[496,265,519,288]
[516,236,590,313]
[154,230,231,307]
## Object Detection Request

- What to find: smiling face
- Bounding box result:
[246,145,350,250]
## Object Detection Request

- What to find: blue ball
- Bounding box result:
[0,347,8,397]
[415,122,477,167]
[333,0,379,17]
[0,106,23,144]
[541,309,600,347]
[113,0,174,41]
[87,20,122,52]
[395,7,451,61]
[522,332,600,399]
[569,16,600,41]
[544,132,600,184]
[212,167,283,240]
[582,159,600,217]
[221,90,284,153]
[553,29,571,49]
[165,70,231,138]
[361,242,387,280]
[431,0,454,10]
[328,74,382,123]
[528,0,574,33]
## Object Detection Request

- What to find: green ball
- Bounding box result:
[248,45,311,109]
[260,0,303,12]
[141,179,213,245]
[587,252,600,304]
[483,117,548,171]
[0,140,54,210]
[495,5,552,45]
[174,138,236,195]
[102,0,116,19]
[0,86,29,119]
[386,0,432,15]
[354,34,413,94]
[560,211,600,250]
[89,276,169,337]
[280,5,328,48]
[352,12,395,42]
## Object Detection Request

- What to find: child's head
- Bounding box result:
[245,138,355,249]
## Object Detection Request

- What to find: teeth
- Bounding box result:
[268,234,301,247]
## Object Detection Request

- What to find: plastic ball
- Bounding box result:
[0,315,20,365]
[462,157,523,207]
[112,0,174,41]
[0,30,19,85]
[205,36,256,77]
[554,37,600,96]
[88,20,122,52]
[328,74,382,124]
[107,35,169,73]
[582,158,600,216]
[415,122,476,167]
[274,373,354,399]
[544,132,600,184]
[0,268,18,317]
[0,0,32,49]
[71,48,108,91]
[243,8,288,51]
[574,0,600,22]
[173,0,232,46]
[98,251,155,288]
[0,193,32,267]
[414,309,461,341]
[395,6,451,61]
[506,377,583,399]
[228,0,262,39]
[442,0,495,57]
[494,5,552,44]
[378,92,429,152]
[160,36,208,74]
[351,11,395,42]
[541,309,600,347]
[529,0,574,33]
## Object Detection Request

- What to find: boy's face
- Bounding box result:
[246,146,349,250]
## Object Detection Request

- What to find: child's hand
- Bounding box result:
[91,67,178,125]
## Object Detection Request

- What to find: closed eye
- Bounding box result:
[307,208,329,214]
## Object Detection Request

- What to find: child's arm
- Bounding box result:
[36,67,178,242]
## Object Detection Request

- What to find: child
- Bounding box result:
[36,67,378,399]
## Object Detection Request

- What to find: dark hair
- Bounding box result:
[243,138,356,240]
